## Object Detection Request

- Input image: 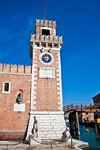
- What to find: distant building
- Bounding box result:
[92,93,100,105]
[79,112,94,123]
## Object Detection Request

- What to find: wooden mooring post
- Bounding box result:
[69,111,80,136]
[94,113,100,140]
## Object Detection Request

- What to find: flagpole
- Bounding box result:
[44,4,46,20]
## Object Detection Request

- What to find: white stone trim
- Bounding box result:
[41,27,52,30]
[0,72,31,76]
[33,47,60,51]
[58,52,63,111]
[33,96,36,99]
[34,87,37,90]
[34,82,37,85]
[34,60,37,63]
[34,77,37,80]
[33,101,36,104]
[57,87,60,90]
[31,50,37,110]
[57,92,60,95]
[57,83,60,85]
[57,74,59,77]
[30,111,64,115]
[58,107,61,110]
[56,70,59,72]
[57,78,60,81]
[33,91,36,94]
[34,69,37,71]
[34,64,37,67]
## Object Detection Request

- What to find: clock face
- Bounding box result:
[39,52,54,65]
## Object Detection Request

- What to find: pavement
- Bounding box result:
[0,138,89,150]
[0,140,75,150]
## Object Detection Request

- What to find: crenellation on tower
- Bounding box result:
[36,19,56,27]
[31,34,62,43]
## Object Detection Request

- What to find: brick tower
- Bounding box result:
[26,19,66,140]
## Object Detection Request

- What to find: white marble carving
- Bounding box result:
[14,104,25,111]
[39,67,55,79]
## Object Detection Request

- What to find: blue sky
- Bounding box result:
[0,0,100,106]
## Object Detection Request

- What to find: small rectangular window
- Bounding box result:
[2,82,10,93]
[4,83,9,92]
[86,112,88,115]
[42,29,50,35]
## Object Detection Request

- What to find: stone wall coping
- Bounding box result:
[0,72,31,76]
[30,111,64,115]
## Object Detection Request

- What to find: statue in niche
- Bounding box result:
[17,93,22,104]
[32,116,38,138]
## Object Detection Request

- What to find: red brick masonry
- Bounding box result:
[0,73,31,140]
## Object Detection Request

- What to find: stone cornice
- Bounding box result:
[0,72,31,76]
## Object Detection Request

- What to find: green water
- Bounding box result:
[67,124,100,150]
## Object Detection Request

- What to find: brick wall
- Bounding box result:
[0,73,31,140]
[32,49,61,111]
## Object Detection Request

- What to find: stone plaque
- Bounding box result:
[39,67,55,79]
[14,104,25,112]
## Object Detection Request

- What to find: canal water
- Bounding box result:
[67,124,100,150]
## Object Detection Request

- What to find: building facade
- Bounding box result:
[0,19,66,140]
[92,93,100,105]
[0,64,31,140]
[79,112,94,124]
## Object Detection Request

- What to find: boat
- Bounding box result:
[86,129,91,133]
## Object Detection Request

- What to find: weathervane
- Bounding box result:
[44,4,46,20]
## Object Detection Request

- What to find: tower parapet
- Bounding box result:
[35,19,57,37]
[30,19,63,58]
[31,34,63,43]
[36,19,56,27]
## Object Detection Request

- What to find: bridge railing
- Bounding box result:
[63,103,100,114]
